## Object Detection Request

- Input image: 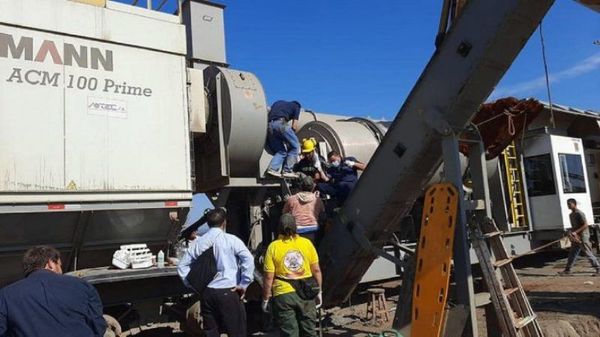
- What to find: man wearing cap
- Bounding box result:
[266,100,302,178]
[283,176,325,243]
[294,138,329,183]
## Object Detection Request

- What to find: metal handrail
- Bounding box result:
[124,0,184,23]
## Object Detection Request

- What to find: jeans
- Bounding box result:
[272,292,317,337]
[565,235,600,271]
[267,119,300,173]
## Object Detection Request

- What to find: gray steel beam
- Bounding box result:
[443,134,478,337]
[318,0,554,308]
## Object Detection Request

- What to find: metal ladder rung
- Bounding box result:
[515,315,537,329]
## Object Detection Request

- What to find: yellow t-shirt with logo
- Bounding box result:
[263,235,319,297]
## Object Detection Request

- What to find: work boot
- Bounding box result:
[266,169,282,178]
[558,269,571,276]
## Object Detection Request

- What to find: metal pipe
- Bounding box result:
[157,0,168,11]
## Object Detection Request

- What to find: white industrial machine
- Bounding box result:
[1,0,598,336]
[523,133,594,230]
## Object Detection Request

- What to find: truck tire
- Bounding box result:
[103,314,122,337]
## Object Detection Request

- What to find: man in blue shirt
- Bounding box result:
[318,151,366,204]
[0,246,106,337]
[178,208,255,337]
[266,100,302,178]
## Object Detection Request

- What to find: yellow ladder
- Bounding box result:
[502,142,528,229]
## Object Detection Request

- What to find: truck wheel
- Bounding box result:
[103,314,122,337]
[184,301,204,336]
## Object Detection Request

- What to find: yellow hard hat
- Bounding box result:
[301,138,317,153]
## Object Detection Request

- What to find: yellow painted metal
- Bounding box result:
[70,0,106,7]
[502,141,528,229]
[411,183,458,337]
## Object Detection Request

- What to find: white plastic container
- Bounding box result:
[157,250,165,268]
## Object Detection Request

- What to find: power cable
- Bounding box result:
[539,21,556,129]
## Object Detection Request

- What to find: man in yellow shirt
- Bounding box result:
[262,214,322,337]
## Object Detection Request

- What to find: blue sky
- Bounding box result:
[124,0,600,118]
[118,0,599,217]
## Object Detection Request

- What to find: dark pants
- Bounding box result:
[299,226,323,244]
[317,181,356,204]
[273,292,317,337]
[566,236,600,271]
[201,287,246,337]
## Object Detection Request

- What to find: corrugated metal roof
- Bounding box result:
[537,100,600,119]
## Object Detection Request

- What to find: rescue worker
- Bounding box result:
[0,246,107,337]
[559,198,600,275]
[318,150,366,204]
[178,208,255,337]
[294,138,329,183]
[266,100,302,178]
[283,175,325,243]
[262,214,322,337]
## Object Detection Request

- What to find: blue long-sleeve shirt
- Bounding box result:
[178,227,255,289]
[0,269,106,337]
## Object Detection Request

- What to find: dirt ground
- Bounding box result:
[122,251,600,337]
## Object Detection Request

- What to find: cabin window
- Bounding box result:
[524,154,556,197]
[558,153,587,194]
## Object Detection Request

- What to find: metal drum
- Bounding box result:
[297,113,388,164]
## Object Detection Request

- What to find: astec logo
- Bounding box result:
[0,32,113,71]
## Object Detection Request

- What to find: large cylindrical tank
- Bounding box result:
[297,112,474,184]
[297,112,388,164]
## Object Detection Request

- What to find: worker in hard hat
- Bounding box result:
[317,151,366,204]
[294,138,329,183]
[266,100,302,179]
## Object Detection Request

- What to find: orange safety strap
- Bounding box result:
[411,183,458,337]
